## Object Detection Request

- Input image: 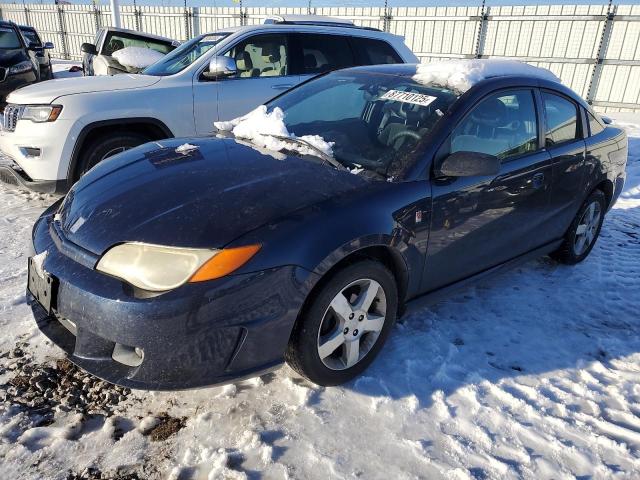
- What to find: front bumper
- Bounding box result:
[0,71,37,105]
[0,162,66,194]
[30,207,317,390]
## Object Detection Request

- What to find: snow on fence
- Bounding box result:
[1,3,639,112]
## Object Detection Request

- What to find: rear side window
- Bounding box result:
[542,92,579,146]
[351,37,402,65]
[297,34,355,74]
[451,90,538,162]
[20,29,40,47]
[588,111,605,135]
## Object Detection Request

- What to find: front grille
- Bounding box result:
[2,104,22,132]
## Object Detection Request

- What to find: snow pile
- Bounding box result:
[111,47,165,69]
[175,143,198,154]
[214,105,335,158]
[414,59,560,92]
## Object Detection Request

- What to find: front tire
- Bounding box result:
[75,132,149,180]
[286,260,398,386]
[551,189,606,264]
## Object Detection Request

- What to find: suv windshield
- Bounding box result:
[267,71,458,177]
[0,26,22,50]
[143,33,229,76]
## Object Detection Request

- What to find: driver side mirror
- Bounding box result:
[437,151,500,178]
[44,42,54,50]
[80,43,97,55]
[202,56,237,80]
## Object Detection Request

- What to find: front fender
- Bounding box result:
[228,180,431,300]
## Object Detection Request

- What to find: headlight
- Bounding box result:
[21,105,63,123]
[8,60,32,75]
[96,242,261,292]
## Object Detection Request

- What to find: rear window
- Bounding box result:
[297,34,355,74]
[351,37,402,65]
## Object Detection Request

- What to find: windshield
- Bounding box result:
[143,33,229,76]
[0,27,22,50]
[20,29,40,47]
[267,71,458,177]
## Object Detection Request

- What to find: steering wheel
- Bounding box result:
[389,129,421,146]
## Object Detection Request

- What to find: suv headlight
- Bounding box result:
[96,242,261,292]
[21,105,63,123]
[8,61,32,75]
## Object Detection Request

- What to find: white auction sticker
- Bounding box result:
[380,90,437,107]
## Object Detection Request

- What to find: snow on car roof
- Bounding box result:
[412,59,561,93]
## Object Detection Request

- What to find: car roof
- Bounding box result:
[100,26,176,44]
[18,25,36,31]
[200,21,399,40]
[334,63,586,105]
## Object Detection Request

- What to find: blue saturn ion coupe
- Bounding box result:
[27,61,628,389]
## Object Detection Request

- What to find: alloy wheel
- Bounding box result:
[317,278,387,371]
[574,200,602,256]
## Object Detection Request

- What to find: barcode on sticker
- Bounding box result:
[380,90,437,107]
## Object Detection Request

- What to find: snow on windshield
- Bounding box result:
[214,106,335,158]
[413,59,561,93]
[112,46,166,69]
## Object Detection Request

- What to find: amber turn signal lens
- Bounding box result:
[189,244,261,283]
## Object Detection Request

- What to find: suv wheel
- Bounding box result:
[551,189,606,264]
[76,132,149,179]
[286,260,398,386]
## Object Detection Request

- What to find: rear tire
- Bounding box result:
[286,260,398,386]
[75,132,149,180]
[551,189,606,265]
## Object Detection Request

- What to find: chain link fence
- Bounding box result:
[1,2,639,111]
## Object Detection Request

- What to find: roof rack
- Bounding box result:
[263,14,381,31]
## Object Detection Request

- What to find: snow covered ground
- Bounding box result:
[51,60,82,79]
[0,115,638,479]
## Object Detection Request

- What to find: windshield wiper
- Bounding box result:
[269,135,348,172]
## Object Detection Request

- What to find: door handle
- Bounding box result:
[271,84,294,90]
[532,172,545,189]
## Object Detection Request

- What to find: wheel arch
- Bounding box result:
[290,244,409,344]
[67,117,174,182]
[593,177,614,209]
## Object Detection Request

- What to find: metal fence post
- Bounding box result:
[23,6,31,28]
[134,7,142,32]
[474,0,488,58]
[56,6,69,61]
[184,7,191,41]
[382,0,392,33]
[93,6,102,33]
[586,0,615,106]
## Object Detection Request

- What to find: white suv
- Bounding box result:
[0,15,417,193]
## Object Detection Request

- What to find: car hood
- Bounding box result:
[0,48,28,68]
[56,137,367,255]
[7,73,161,104]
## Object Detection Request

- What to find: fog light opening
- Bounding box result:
[19,147,42,158]
[112,343,144,367]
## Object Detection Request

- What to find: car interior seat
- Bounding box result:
[235,51,259,78]
[377,98,429,150]
[451,98,511,157]
[260,44,284,76]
